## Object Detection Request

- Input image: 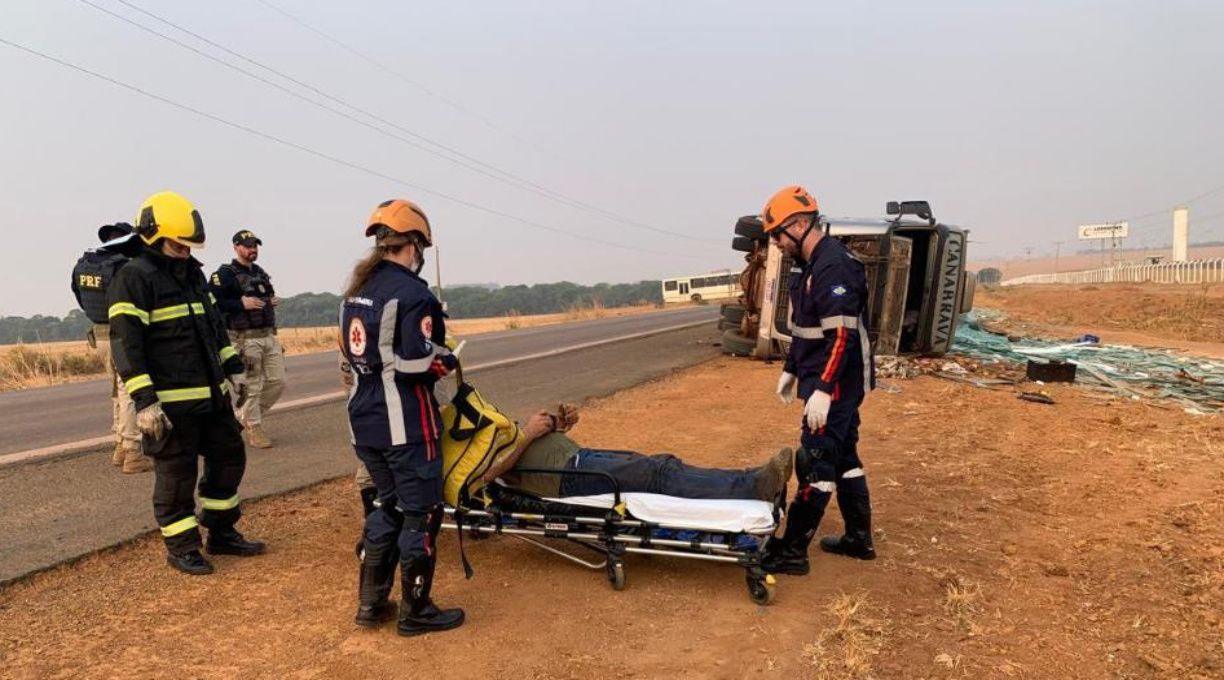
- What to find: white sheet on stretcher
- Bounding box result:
[542,493,776,534]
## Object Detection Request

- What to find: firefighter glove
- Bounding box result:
[776,371,798,404]
[229,372,249,409]
[136,403,172,441]
[804,390,832,431]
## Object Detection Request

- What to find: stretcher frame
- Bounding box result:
[441,467,782,604]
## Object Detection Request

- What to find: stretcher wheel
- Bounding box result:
[607,560,626,591]
[747,574,775,605]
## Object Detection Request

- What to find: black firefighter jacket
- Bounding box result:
[107,245,244,416]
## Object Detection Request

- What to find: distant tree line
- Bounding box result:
[1,281,663,343]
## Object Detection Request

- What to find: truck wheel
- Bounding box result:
[734,215,765,241]
[731,236,756,253]
[721,304,746,325]
[721,328,755,356]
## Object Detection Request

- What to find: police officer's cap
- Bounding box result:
[98,222,134,244]
[233,229,263,246]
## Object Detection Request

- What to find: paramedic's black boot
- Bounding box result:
[398,555,465,636]
[753,447,794,502]
[820,486,876,560]
[206,528,267,556]
[355,537,398,627]
[761,489,829,576]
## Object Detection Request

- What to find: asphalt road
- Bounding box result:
[0,319,723,584]
[0,306,717,457]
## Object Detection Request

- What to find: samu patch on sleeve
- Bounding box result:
[831,284,848,297]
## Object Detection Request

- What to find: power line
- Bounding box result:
[0,35,707,259]
[99,0,717,244]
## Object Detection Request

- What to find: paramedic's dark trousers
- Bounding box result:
[794,396,867,529]
[151,411,247,554]
[560,449,759,499]
[354,443,443,561]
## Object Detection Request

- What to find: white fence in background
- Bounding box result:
[1001,258,1224,286]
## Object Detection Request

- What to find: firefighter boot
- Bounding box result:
[761,490,830,576]
[355,537,399,627]
[206,528,267,556]
[167,549,214,576]
[397,554,465,636]
[121,446,152,474]
[820,485,876,560]
[246,423,273,449]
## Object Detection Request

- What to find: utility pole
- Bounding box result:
[1053,241,1064,274]
[434,247,445,309]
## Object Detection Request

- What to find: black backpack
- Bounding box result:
[72,249,129,323]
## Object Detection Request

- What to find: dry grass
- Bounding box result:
[562,298,611,321]
[0,343,107,390]
[802,591,891,680]
[503,309,523,330]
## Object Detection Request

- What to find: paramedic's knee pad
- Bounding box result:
[795,447,838,487]
[395,505,441,558]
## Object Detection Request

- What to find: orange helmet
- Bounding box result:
[761,185,819,233]
[366,199,432,246]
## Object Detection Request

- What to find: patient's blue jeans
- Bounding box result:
[558,449,759,500]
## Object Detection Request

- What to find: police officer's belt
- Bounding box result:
[229,327,275,339]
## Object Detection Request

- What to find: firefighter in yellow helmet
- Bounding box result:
[760,186,877,575]
[107,191,266,575]
[339,199,464,636]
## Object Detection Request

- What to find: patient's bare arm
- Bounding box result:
[480,411,555,484]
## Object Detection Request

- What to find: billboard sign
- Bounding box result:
[1077,222,1129,240]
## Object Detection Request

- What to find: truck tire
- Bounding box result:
[734,215,765,241]
[721,328,756,356]
[721,304,746,325]
[960,272,977,314]
[731,236,756,253]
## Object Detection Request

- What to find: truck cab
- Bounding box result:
[731,201,974,359]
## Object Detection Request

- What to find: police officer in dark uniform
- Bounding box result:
[340,198,462,636]
[108,191,266,575]
[210,229,284,449]
[72,222,151,473]
[760,186,877,575]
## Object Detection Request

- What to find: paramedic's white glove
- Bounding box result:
[804,390,832,431]
[775,371,797,404]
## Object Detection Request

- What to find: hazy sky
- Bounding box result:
[2,0,1221,316]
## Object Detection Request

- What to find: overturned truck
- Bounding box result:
[722,201,975,359]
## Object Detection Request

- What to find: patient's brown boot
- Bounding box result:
[754,447,794,502]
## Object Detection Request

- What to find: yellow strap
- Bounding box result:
[219,346,238,362]
[160,515,199,537]
[125,374,153,392]
[108,302,149,325]
[200,495,240,511]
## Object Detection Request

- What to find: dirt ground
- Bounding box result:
[969,246,1224,281]
[977,283,1224,357]
[2,355,1222,679]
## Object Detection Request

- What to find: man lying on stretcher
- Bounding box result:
[475,403,793,503]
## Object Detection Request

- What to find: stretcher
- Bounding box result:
[441,467,783,604]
